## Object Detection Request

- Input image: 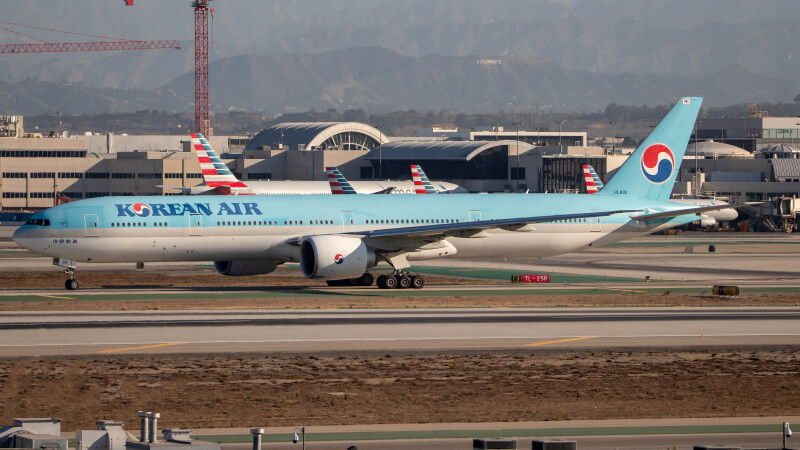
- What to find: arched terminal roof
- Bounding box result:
[363,140,534,161]
[686,140,751,157]
[760,143,800,156]
[364,140,534,181]
[246,122,389,151]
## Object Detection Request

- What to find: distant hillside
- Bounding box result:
[159,47,800,114]
[0,78,186,116]
[261,18,800,79]
[4,47,799,116]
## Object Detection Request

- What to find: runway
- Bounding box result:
[1,307,799,357]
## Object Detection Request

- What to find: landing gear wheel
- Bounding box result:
[376,275,388,288]
[65,279,79,290]
[358,273,374,286]
[326,280,343,287]
[397,275,411,289]
[411,275,425,289]
[378,275,398,289]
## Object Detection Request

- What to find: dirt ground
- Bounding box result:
[2,269,799,430]
[2,269,800,311]
[1,350,798,431]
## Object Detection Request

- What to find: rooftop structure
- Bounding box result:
[246,122,388,151]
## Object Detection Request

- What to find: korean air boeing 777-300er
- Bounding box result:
[15,97,729,290]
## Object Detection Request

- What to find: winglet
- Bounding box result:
[411,164,437,194]
[325,167,357,194]
[191,133,251,195]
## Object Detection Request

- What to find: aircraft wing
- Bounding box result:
[630,202,757,222]
[346,209,637,239]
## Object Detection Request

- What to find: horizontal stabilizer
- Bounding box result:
[631,202,757,221]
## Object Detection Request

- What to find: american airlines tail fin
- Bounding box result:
[583,165,604,193]
[600,97,702,201]
[410,165,437,194]
[325,167,357,194]
[191,133,251,195]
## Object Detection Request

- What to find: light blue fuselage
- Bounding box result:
[13,193,695,264]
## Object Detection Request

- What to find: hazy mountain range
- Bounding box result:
[2,0,799,115]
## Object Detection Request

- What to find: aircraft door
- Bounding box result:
[468,210,481,222]
[84,214,100,237]
[342,211,355,231]
[189,213,202,236]
[589,217,601,232]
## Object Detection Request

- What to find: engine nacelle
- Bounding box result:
[699,215,718,228]
[300,235,375,280]
[214,260,279,276]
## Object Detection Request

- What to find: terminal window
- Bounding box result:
[58,172,84,179]
[2,192,26,198]
[247,172,271,180]
[85,173,110,179]
[2,172,26,178]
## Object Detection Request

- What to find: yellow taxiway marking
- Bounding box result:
[37,294,76,300]
[525,336,595,347]
[97,343,185,354]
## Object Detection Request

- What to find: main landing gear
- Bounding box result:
[376,271,424,290]
[325,271,426,289]
[326,272,375,287]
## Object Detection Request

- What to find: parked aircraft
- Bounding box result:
[583,164,737,227]
[17,97,729,291]
[162,135,466,195]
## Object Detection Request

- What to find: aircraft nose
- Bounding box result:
[12,226,31,249]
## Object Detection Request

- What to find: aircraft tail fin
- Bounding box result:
[583,165,604,193]
[600,97,702,201]
[325,167,357,194]
[411,164,437,194]
[191,133,251,194]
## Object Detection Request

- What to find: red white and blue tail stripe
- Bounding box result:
[410,164,437,194]
[191,133,251,195]
[325,167,357,194]
[583,164,604,194]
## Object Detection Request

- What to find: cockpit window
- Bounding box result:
[25,218,50,227]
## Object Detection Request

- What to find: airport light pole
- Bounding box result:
[609,121,616,154]
[377,126,383,180]
[292,427,305,450]
[694,120,701,197]
[556,120,564,153]
[513,122,522,192]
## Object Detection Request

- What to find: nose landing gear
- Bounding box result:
[64,267,79,290]
[55,258,80,290]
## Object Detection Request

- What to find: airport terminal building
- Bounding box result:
[4,112,800,213]
[1,118,591,210]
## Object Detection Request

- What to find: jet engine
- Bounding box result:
[214,260,279,276]
[300,235,375,280]
[699,215,717,228]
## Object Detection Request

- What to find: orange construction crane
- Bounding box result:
[0,21,180,53]
[123,0,213,136]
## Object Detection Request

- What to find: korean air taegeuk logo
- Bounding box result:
[640,144,675,184]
